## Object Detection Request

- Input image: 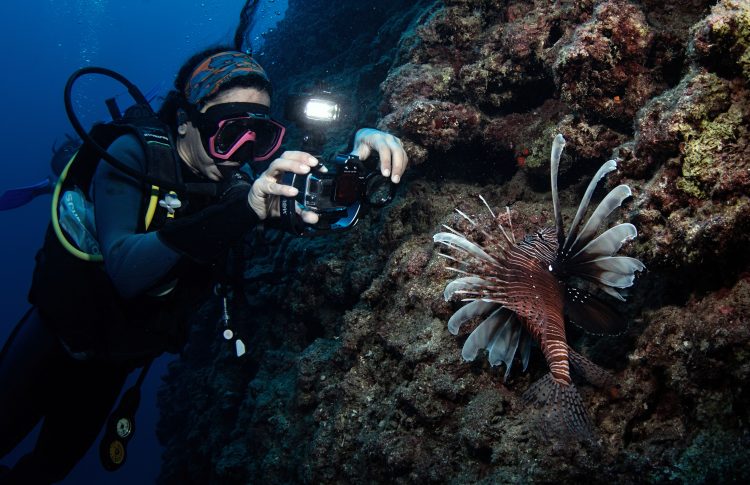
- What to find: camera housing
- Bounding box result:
[282,152,394,232]
[281,86,395,236]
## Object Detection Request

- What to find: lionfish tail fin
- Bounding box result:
[522,374,594,442]
[568,348,616,388]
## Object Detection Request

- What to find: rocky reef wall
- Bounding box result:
[158,0,750,483]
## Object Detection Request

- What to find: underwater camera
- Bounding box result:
[280,86,395,236]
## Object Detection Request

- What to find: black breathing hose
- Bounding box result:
[63,67,216,195]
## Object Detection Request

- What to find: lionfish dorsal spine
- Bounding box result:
[561,159,618,257]
[563,185,633,259]
[566,222,638,264]
[478,194,496,218]
[550,134,566,249]
[433,232,500,266]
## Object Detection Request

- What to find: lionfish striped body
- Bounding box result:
[434,134,644,438]
[498,230,570,384]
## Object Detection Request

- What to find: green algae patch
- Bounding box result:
[678,105,742,199]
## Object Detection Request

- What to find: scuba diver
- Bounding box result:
[0,47,408,483]
[0,135,80,211]
[0,85,164,212]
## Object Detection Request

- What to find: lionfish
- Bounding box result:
[433,134,644,438]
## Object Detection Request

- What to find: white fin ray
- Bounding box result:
[571,256,645,277]
[433,232,499,265]
[562,159,618,254]
[587,270,639,289]
[601,285,626,301]
[564,185,632,259]
[447,299,498,335]
[478,194,496,218]
[461,307,506,359]
[568,223,638,263]
[550,134,566,246]
[444,276,493,301]
[487,312,523,381]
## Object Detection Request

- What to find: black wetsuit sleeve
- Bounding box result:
[156,185,260,264]
[94,135,261,293]
[93,135,182,299]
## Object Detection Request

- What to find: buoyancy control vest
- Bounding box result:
[28,106,212,364]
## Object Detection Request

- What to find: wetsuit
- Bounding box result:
[0,134,258,483]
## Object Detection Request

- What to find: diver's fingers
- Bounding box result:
[352,128,377,164]
[299,209,319,224]
[380,135,406,183]
[265,152,318,178]
[352,129,406,183]
[264,158,313,180]
[276,150,319,165]
[388,136,409,184]
[252,177,299,199]
[353,141,372,162]
[376,145,392,180]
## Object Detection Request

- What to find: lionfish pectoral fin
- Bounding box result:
[522,373,594,441]
[564,286,628,335]
[444,276,494,302]
[433,232,499,266]
[567,256,645,292]
[568,348,616,389]
[447,299,498,335]
[460,306,506,360]
[486,313,522,381]
[566,223,639,264]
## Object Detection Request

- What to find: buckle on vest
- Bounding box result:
[158,192,182,215]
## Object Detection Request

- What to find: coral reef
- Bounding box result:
[157,0,750,483]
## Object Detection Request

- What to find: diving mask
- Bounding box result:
[190,102,285,163]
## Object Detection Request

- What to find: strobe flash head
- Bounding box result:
[304,98,340,123]
[285,89,343,129]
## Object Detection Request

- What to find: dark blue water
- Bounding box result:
[0,1,285,482]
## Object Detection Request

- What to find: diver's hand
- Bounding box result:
[248,151,320,223]
[351,128,408,183]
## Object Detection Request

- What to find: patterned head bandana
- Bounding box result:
[184,51,269,106]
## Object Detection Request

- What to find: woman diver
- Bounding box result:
[0,47,407,483]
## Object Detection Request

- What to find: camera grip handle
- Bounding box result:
[279,196,308,236]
